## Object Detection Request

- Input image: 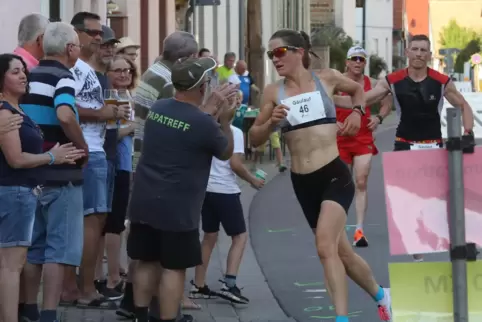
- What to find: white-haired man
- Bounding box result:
[20,22,87,322]
[14,13,50,70]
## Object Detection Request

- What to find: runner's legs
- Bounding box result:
[352,153,372,246]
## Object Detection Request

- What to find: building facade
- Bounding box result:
[193,0,310,84]
[0,0,176,72]
[355,0,394,74]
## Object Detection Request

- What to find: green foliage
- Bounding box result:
[311,26,354,72]
[439,19,480,50]
[454,39,481,73]
[369,55,388,79]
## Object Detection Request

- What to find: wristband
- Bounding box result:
[352,108,363,116]
[464,129,474,136]
[376,115,384,124]
[352,105,365,115]
[47,152,55,165]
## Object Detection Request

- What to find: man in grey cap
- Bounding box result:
[127,57,238,322]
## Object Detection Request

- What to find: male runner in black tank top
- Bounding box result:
[335,34,475,261]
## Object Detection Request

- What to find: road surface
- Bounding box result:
[249,125,449,322]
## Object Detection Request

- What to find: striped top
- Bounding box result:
[21,59,83,185]
[133,59,174,169]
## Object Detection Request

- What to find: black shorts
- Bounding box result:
[291,157,355,228]
[104,170,131,235]
[126,223,202,270]
[394,141,443,151]
[201,192,246,236]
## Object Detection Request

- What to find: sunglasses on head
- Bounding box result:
[348,56,366,63]
[267,46,299,60]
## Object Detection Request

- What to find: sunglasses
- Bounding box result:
[75,26,104,37]
[348,56,366,63]
[267,46,299,60]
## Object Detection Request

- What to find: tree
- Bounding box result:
[439,19,479,50]
[311,26,354,72]
[454,39,481,73]
[369,55,388,78]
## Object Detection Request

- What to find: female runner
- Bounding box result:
[249,29,392,322]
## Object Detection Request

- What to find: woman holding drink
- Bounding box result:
[95,56,137,300]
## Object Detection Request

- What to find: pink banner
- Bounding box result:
[382,146,482,255]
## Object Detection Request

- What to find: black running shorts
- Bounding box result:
[127,223,202,270]
[201,192,246,236]
[291,157,355,228]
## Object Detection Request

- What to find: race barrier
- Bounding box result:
[441,93,482,138]
[384,108,479,321]
[383,146,482,255]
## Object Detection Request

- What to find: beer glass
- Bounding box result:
[104,89,119,126]
[117,90,132,126]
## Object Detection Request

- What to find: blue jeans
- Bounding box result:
[82,151,108,216]
[27,183,83,266]
[0,186,37,248]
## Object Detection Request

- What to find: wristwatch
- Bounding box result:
[352,105,365,116]
[464,129,474,136]
[376,115,384,124]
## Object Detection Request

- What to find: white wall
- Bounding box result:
[335,0,356,39]
[0,0,44,54]
[355,0,393,74]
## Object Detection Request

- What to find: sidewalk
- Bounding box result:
[56,161,292,322]
[185,161,294,322]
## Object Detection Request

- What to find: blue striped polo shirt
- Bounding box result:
[21,59,83,185]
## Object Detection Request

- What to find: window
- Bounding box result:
[49,0,61,22]
[373,38,379,55]
[356,0,365,8]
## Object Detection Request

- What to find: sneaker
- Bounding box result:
[116,296,135,319]
[189,280,218,299]
[278,164,287,172]
[217,280,249,304]
[100,286,124,301]
[94,279,107,293]
[353,228,369,247]
[413,254,424,262]
[377,288,393,321]
[178,314,194,322]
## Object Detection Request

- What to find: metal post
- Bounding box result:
[238,0,246,60]
[446,107,469,322]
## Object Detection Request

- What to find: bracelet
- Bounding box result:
[352,108,363,116]
[47,152,55,165]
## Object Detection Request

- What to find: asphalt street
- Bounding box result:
[248,125,450,322]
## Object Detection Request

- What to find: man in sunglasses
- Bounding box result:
[60,12,129,309]
[335,35,475,262]
[335,46,392,248]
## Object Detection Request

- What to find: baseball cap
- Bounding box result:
[171,57,217,91]
[101,25,120,45]
[347,46,367,59]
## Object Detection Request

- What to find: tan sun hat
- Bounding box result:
[116,37,140,53]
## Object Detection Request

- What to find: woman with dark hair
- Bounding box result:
[0,54,84,322]
[249,30,392,322]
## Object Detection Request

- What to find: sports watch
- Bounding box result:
[376,115,384,124]
[352,105,365,116]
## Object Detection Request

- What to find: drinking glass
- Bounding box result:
[104,89,119,126]
[117,90,132,126]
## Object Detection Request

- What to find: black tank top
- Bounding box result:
[386,68,449,141]
[0,101,44,187]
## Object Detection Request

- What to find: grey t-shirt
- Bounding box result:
[128,98,228,231]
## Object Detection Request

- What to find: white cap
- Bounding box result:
[228,74,241,85]
[116,37,140,53]
[347,46,367,59]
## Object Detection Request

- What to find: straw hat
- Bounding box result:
[116,37,140,53]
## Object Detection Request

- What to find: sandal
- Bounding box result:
[76,297,118,310]
[181,299,202,310]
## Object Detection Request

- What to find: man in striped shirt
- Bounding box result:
[20,22,88,322]
[131,31,199,322]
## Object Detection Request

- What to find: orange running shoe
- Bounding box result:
[353,228,368,247]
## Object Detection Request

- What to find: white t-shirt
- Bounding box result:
[206,126,245,194]
[71,59,105,152]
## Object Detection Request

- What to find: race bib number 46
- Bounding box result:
[281,91,326,126]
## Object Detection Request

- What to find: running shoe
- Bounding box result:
[413,254,424,262]
[278,164,287,172]
[189,280,218,299]
[353,228,369,247]
[217,280,249,304]
[377,287,393,321]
